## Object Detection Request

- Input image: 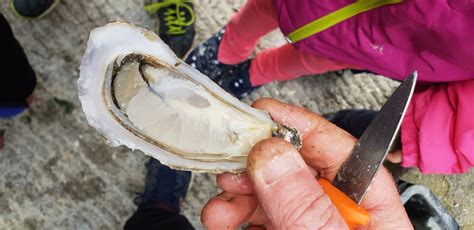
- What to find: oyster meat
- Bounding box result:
[78,22,299,173]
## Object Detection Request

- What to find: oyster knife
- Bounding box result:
[318,72,417,228]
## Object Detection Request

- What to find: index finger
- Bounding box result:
[252,98,356,180]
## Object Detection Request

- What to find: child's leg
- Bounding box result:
[218,0,278,64]
[249,43,361,86]
[0,14,36,117]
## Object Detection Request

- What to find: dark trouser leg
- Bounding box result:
[124,206,194,230]
[325,109,377,139]
[124,159,194,229]
[0,14,36,108]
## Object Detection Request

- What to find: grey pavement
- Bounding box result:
[0,0,472,229]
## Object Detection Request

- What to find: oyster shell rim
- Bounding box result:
[77,21,278,173]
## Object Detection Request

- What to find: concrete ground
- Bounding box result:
[0,0,472,229]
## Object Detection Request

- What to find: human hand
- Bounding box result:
[201,98,412,229]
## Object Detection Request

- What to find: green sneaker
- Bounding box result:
[145,0,196,58]
[10,0,59,19]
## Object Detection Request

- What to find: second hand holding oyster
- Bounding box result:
[78,22,300,173]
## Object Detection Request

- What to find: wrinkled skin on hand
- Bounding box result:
[201,98,412,230]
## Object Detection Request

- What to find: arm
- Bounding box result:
[401,80,474,174]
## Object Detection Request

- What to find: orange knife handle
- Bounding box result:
[318,178,370,229]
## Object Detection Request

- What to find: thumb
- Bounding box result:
[247,138,347,229]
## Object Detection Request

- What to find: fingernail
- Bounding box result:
[261,153,301,185]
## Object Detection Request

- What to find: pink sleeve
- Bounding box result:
[401,80,474,174]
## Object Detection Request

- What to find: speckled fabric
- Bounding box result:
[185,29,256,99]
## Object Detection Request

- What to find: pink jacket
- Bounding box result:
[274,0,474,173]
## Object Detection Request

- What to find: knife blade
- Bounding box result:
[318,72,417,228]
[333,72,417,204]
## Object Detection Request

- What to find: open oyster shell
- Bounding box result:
[78,22,300,173]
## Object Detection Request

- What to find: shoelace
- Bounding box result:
[145,0,195,35]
